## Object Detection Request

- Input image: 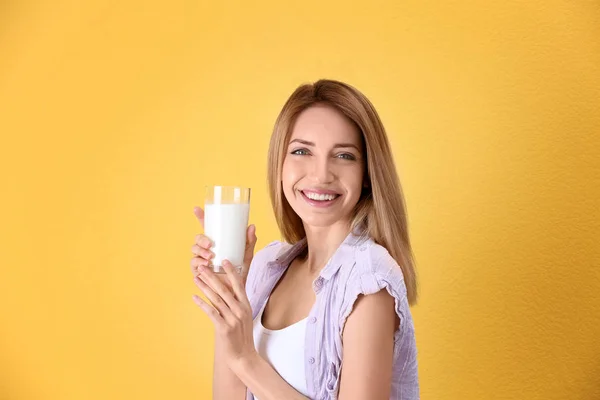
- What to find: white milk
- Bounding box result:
[204,203,250,270]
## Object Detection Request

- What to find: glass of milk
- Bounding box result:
[204,185,251,274]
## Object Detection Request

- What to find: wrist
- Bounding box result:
[230,350,260,376]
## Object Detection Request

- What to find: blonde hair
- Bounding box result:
[267,79,418,305]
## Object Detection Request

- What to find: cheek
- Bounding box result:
[282,158,301,187]
[281,165,295,198]
[281,160,291,186]
[348,167,365,194]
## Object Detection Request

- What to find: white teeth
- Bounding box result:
[304,192,337,201]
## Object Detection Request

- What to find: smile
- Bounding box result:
[300,190,341,208]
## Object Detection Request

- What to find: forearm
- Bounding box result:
[231,352,310,400]
[213,339,247,400]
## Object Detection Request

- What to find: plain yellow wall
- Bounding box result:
[1,1,599,399]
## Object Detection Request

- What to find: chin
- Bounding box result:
[301,215,338,228]
[296,208,352,228]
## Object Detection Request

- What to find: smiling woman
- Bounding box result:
[191,79,419,400]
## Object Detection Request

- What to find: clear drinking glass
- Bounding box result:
[204,186,251,273]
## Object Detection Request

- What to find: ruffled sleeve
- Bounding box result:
[339,245,410,348]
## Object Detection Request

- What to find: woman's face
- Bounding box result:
[282,105,365,229]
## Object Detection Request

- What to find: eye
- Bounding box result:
[336,153,356,161]
[291,148,310,156]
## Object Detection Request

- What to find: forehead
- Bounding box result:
[290,105,361,145]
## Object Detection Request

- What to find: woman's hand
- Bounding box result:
[193,260,258,368]
[190,206,257,287]
[190,206,259,368]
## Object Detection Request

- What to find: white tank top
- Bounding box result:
[252,296,309,399]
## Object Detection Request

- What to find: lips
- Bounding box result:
[299,189,341,208]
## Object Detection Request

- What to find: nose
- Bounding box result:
[310,156,334,184]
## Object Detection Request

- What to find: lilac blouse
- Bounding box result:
[244,231,420,400]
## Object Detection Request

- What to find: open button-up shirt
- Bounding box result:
[244,232,420,400]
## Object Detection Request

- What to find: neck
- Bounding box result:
[302,220,352,274]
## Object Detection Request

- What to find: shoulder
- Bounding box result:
[338,239,410,334]
[333,239,419,398]
[245,240,292,294]
[252,240,287,264]
[346,239,407,296]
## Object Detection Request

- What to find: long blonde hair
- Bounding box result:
[267,79,418,305]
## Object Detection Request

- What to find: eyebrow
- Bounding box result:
[289,139,361,152]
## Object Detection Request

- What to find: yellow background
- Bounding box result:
[1,1,599,399]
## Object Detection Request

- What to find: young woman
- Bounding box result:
[190,79,419,400]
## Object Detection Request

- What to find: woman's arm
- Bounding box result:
[193,260,308,400]
[337,290,398,399]
[213,338,247,400]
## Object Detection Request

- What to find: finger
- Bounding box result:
[196,268,244,319]
[242,224,257,269]
[223,260,249,307]
[191,244,214,260]
[192,294,224,325]
[191,265,234,292]
[193,206,205,228]
[190,256,210,274]
[194,234,213,249]
[194,275,235,323]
